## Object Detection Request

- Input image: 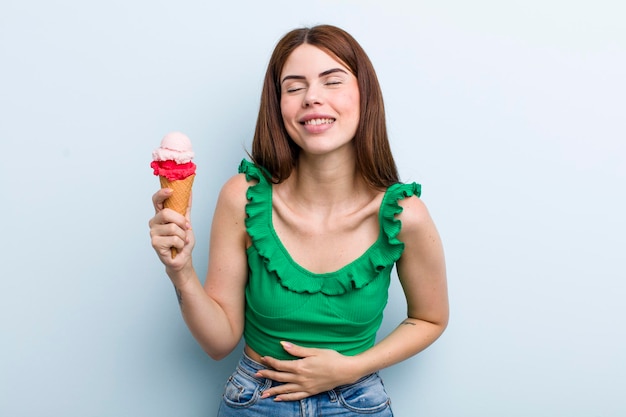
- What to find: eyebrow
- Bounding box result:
[281,68,349,84]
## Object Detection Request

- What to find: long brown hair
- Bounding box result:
[251,24,399,188]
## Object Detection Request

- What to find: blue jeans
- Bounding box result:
[217,352,394,416]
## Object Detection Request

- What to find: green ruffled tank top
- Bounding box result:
[238,160,421,360]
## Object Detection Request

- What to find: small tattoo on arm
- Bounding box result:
[401,320,416,326]
[175,286,183,307]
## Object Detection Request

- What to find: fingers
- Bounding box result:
[255,372,313,402]
[152,188,172,212]
[149,204,193,264]
[278,341,319,358]
[255,344,353,402]
[256,342,317,380]
[262,384,309,402]
[256,355,309,401]
[255,368,308,401]
[150,220,188,255]
[256,366,296,384]
[149,205,189,232]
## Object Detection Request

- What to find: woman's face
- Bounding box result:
[279,44,360,157]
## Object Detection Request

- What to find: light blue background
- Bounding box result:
[2,1,625,416]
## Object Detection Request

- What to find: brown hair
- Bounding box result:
[251,24,399,188]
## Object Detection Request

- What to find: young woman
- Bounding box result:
[149,24,448,417]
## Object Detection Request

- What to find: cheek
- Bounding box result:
[339,88,360,112]
[280,102,298,139]
[280,97,297,122]
[342,92,361,124]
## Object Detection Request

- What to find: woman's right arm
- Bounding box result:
[149,174,250,360]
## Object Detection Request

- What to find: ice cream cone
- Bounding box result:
[151,132,196,259]
[159,174,195,258]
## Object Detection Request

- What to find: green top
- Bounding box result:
[238,160,421,360]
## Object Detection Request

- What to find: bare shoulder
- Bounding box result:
[395,194,445,260]
[396,194,436,236]
[215,173,253,213]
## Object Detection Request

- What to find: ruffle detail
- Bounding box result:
[238,159,421,296]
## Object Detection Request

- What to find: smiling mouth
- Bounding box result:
[302,118,335,126]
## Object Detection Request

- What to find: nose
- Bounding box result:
[303,84,322,107]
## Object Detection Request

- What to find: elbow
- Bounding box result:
[409,309,449,339]
[208,351,229,361]
[203,340,240,361]
[427,316,448,346]
[206,346,235,361]
[434,309,450,336]
[439,311,450,332]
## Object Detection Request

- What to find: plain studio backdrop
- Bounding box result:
[1,1,624,416]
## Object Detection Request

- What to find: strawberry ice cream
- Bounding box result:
[151,131,196,258]
[151,131,196,180]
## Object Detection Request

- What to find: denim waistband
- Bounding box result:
[237,351,267,378]
[236,351,377,392]
[220,353,393,416]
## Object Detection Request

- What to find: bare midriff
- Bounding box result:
[244,344,265,363]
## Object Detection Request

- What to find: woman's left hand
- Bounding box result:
[256,342,361,401]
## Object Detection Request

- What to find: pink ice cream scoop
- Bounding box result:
[151,132,197,180]
[150,131,197,258]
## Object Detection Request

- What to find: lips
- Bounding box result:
[300,113,336,124]
[302,118,335,126]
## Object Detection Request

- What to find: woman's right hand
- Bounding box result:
[148,188,195,274]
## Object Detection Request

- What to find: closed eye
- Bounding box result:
[283,81,307,93]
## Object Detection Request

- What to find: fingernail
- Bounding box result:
[280,341,293,349]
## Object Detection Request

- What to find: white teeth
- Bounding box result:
[304,118,334,125]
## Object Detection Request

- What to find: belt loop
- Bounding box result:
[327,388,338,402]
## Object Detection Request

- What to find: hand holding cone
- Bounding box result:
[151,132,197,258]
[159,175,195,258]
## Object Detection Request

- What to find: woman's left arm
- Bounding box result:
[353,194,449,371]
[257,196,448,401]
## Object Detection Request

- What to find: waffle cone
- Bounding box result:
[159,174,195,258]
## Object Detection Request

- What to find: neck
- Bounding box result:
[282,152,370,212]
